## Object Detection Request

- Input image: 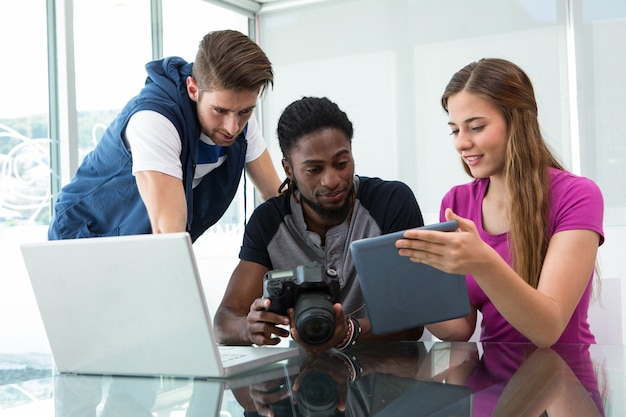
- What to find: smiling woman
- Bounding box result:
[396,58,604,348]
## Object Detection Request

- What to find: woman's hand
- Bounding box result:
[395,208,494,276]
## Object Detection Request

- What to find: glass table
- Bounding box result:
[1,341,624,416]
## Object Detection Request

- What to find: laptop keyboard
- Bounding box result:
[221,352,246,363]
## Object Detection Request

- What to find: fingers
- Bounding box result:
[290,304,350,355]
[394,229,452,270]
[445,208,476,233]
[401,249,444,268]
[444,207,457,222]
[247,298,291,346]
[247,323,290,346]
[395,210,472,254]
[333,303,346,322]
[250,297,270,312]
[250,298,290,325]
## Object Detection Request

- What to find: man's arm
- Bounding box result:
[135,170,187,233]
[246,149,282,201]
[213,260,291,346]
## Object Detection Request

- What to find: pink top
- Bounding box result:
[440,167,604,344]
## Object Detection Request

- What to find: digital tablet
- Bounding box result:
[350,220,470,334]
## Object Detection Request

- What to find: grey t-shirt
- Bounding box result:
[239,175,424,319]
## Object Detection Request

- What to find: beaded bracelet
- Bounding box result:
[335,316,361,350]
[335,316,354,350]
[348,316,362,346]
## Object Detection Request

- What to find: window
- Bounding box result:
[0,0,51,354]
[1,0,254,355]
[73,0,152,160]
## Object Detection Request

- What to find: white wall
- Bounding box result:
[257,0,626,344]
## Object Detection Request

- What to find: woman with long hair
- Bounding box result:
[396,58,604,347]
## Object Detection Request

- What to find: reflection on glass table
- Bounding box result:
[1,341,623,416]
[236,342,613,417]
[53,360,299,417]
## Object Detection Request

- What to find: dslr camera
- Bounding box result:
[263,262,341,345]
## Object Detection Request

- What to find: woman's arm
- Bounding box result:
[397,209,600,347]
[425,308,477,342]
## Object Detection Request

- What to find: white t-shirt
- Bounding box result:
[124,110,266,188]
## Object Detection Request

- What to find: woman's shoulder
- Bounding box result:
[548,167,603,199]
[547,167,604,243]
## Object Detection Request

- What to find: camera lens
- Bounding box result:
[294,292,335,345]
[297,371,339,417]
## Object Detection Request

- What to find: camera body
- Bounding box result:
[263,262,341,345]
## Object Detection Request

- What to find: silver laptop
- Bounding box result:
[350,221,471,334]
[20,232,299,378]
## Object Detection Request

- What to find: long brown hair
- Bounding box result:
[441,58,564,289]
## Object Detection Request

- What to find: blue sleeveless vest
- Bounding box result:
[48,57,247,242]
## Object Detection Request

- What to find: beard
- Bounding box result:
[299,185,355,224]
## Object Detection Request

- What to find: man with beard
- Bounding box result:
[213,97,425,353]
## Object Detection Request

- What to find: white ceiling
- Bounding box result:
[218,0,331,15]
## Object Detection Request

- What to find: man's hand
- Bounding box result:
[246,298,291,346]
[288,303,350,354]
